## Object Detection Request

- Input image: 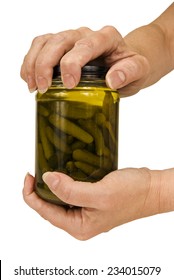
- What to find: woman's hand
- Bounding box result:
[21,2,174,97]
[20,26,150,97]
[23,168,162,240]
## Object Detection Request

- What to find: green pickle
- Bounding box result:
[35,65,119,206]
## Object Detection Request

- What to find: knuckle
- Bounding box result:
[77,26,92,35]
[48,32,67,43]
[20,64,25,79]
[101,25,118,34]
[31,33,52,46]
[38,206,47,220]
[100,25,122,46]
[74,228,93,241]
[74,211,99,241]
[31,35,44,46]
[53,29,83,43]
[75,233,90,241]
[59,56,73,67]
[22,55,34,75]
[26,62,34,74]
[35,59,45,69]
[74,38,94,50]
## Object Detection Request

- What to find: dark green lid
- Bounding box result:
[53,64,109,79]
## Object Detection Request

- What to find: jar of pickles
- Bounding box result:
[35,65,119,206]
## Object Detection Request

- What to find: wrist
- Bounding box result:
[158,168,174,214]
[153,3,174,71]
[149,168,174,215]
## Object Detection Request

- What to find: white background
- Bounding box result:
[0,0,174,279]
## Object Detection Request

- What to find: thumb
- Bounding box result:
[42,171,100,207]
[106,54,149,94]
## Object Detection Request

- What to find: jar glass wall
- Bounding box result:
[35,66,119,206]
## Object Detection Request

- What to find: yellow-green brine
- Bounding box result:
[35,65,119,206]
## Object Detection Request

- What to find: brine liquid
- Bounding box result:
[35,87,119,205]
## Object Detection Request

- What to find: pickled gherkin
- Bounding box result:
[78,119,106,156]
[49,114,94,144]
[35,65,119,206]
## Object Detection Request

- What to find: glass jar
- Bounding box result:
[35,65,119,206]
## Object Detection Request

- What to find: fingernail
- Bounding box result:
[29,87,37,93]
[38,88,48,94]
[37,76,48,93]
[42,172,60,190]
[62,74,76,89]
[107,70,126,89]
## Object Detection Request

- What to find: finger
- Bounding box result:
[20,34,53,92]
[23,173,51,211]
[23,173,70,226]
[42,171,103,208]
[106,54,150,96]
[23,173,90,239]
[34,28,92,92]
[60,26,124,88]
